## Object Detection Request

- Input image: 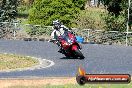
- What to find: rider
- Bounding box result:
[50,20,70,53]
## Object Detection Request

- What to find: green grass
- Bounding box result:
[8,82,132,88]
[0,54,39,70]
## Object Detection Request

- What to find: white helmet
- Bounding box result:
[53,20,61,29]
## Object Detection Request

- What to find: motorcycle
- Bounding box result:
[50,31,84,59]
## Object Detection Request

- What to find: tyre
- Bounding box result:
[74,49,84,59]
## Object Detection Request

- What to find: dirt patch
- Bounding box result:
[0,77,76,88]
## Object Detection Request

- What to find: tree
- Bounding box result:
[28,0,87,27]
[103,14,126,31]
[0,0,18,22]
[73,0,87,10]
[107,0,122,16]
[100,0,129,31]
[101,0,129,16]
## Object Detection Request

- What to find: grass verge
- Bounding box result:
[0,78,131,88]
[0,54,39,71]
[7,83,132,88]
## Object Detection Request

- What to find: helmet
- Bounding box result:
[53,20,61,29]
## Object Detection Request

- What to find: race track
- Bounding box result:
[0,40,132,78]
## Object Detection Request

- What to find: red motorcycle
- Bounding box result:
[50,31,84,59]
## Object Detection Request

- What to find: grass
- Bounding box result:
[0,54,39,71]
[7,83,132,88]
[1,77,131,88]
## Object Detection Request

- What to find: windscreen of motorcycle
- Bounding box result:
[62,33,74,45]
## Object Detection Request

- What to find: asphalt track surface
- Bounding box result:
[0,40,132,78]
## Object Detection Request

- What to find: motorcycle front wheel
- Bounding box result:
[74,49,84,59]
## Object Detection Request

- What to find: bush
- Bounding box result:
[101,0,128,32]
[28,0,87,27]
[26,25,52,36]
[0,0,18,22]
[75,8,106,30]
[103,13,126,32]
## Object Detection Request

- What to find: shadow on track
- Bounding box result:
[60,57,84,60]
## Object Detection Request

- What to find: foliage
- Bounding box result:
[101,0,123,16]
[0,0,18,22]
[103,13,126,32]
[100,0,130,32]
[26,25,52,36]
[28,0,87,27]
[18,5,29,15]
[75,8,106,30]
[17,0,34,14]
[107,1,122,17]
[72,0,87,10]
